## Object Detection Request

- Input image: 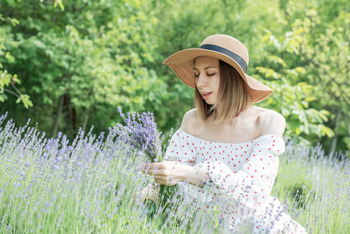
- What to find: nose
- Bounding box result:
[196,73,207,88]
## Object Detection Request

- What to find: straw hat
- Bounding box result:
[163,34,273,103]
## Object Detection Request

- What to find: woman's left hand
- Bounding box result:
[141,161,187,186]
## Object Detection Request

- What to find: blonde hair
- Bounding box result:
[194,59,251,123]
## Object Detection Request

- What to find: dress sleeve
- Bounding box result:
[194,134,285,209]
[164,128,196,166]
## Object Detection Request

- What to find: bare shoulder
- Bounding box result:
[255,107,286,136]
[180,108,200,134]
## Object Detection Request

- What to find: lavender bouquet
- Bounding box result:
[115,108,178,210]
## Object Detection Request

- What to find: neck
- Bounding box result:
[215,103,223,116]
[212,103,252,124]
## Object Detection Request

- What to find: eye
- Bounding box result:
[207,73,215,77]
[194,73,199,78]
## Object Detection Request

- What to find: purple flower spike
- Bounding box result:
[115,110,164,162]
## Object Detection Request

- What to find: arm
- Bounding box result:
[142,161,208,186]
[143,109,208,186]
[185,165,208,186]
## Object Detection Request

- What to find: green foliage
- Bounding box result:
[0,0,348,155]
[277,0,350,152]
[53,0,65,11]
[0,13,32,108]
[256,28,334,142]
[0,0,168,138]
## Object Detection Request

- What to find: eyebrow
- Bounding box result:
[193,66,218,71]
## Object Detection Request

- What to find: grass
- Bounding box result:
[0,116,349,233]
[275,139,349,233]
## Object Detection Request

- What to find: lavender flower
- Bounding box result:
[115,109,163,162]
[0,111,349,233]
[114,108,179,212]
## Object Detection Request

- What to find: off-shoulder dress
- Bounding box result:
[165,128,307,234]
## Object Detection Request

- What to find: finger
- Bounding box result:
[145,170,157,176]
[141,162,151,171]
[146,169,163,176]
[155,179,173,186]
[141,163,157,172]
[143,163,158,170]
[153,176,170,185]
[153,175,164,180]
[154,178,166,185]
[145,166,164,176]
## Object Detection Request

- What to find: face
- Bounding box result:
[194,56,220,105]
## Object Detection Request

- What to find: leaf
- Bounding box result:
[268,55,287,67]
[295,67,306,74]
[256,67,266,73]
[281,108,290,116]
[10,18,20,26]
[318,110,329,122]
[13,74,21,84]
[294,27,305,35]
[301,101,309,108]
[59,2,64,11]
[19,94,33,108]
[305,97,316,102]
[5,52,15,63]
[0,93,8,102]
[321,125,334,138]
[266,69,275,78]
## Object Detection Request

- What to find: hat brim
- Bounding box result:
[163,48,273,103]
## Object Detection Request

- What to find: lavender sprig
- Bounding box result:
[115,108,163,162]
[115,108,178,212]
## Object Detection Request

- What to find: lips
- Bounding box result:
[201,92,212,99]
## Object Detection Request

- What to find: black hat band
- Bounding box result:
[199,44,248,73]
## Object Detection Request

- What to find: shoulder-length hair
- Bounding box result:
[194,59,251,123]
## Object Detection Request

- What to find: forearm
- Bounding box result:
[143,161,208,187]
[180,164,208,186]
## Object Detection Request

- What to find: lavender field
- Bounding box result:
[0,112,349,233]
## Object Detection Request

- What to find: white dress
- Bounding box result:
[165,128,307,234]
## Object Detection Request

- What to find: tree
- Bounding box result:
[255,28,334,143]
[0,12,32,108]
[0,0,348,155]
[0,0,167,138]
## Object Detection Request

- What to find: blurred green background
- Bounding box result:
[0,0,349,157]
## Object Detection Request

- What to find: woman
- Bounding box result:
[142,35,306,233]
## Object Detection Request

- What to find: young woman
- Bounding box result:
[142,35,306,233]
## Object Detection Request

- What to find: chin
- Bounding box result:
[204,100,215,105]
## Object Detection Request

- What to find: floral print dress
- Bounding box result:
[165,128,307,234]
